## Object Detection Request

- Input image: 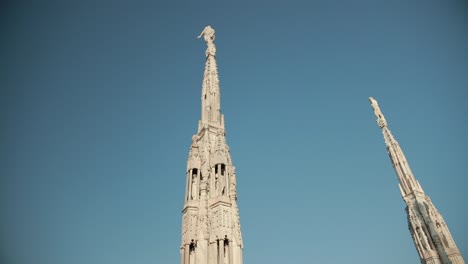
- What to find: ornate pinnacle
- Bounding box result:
[369,97,388,128]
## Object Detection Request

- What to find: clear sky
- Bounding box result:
[1,1,467,264]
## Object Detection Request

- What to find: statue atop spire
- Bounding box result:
[369,97,387,128]
[197,25,216,57]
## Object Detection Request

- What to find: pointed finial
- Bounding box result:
[197,25,216,57]
[369,97,388,128]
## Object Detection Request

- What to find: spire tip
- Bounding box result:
[369,96,387,128]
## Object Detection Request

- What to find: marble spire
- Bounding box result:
[180,26,243,264]
[369,97,464,264]
[369,97,424,197]
[197,25,224,131]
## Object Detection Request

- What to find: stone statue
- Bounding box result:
[189,239,197,252]
[197,25,215,44]
[218,173,225,195]
[191,135,199,147]
[369,97,381,117]
[368,97,387,128]
[369,97,378,109]
[191,174,198,200]
[214,172,219,193]
[197,25,216,56]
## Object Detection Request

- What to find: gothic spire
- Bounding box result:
[369,97,424,197]
[197,25,224,130]
[369,97,465,264]
[181,26,243,264]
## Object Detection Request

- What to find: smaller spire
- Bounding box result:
[198,26,223,129]
[369,97,465,264]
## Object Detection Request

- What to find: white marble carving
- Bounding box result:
[197,25,216,57]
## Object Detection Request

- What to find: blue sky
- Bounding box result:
[1,1,467,264]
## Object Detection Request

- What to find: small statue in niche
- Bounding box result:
[191,174,198,200]
[189,239,197,252]
[215,172,218,193]
[218,173,225,195]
